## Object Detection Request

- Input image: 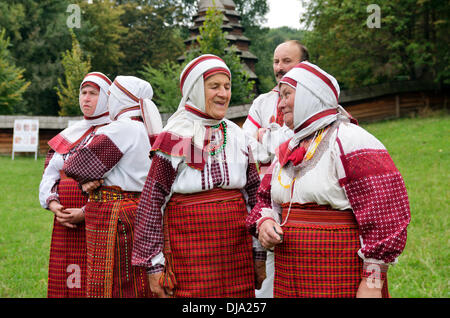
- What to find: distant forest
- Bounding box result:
[0,0,447,116]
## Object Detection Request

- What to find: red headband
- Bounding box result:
[203,67,231,80]
[81,81,100,91]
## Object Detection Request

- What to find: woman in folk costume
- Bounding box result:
[131,54,265,298]
[246,61,411,298]
[39,72,112,297]
[63,76,163,298]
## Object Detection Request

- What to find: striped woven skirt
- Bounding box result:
[47,174,88,298]
[162,188,255,298]
[274,203,389,298]
[85,186,150,298]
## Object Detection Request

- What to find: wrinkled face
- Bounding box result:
[273,42,302,83]
[279,83,296,130]
[204,73,231,120]
[79,85,99,117]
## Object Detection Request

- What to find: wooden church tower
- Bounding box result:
[179,0,259,82]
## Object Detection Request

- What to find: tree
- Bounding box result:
[301,0,449,88]
[0,29,30,115]
[76,0,127,78]
[55,30,91,116]
[140,61,183,113]
[118,2,185,75]
[0,0,73,115]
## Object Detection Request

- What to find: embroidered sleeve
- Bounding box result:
[246,169,274,237]
[63,134,123,184]
[244,147,261,209]
[338,143,411,264]
[132,152,177,272]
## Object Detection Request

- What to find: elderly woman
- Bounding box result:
[39,72,112,297]
[132,54,264,298]
[246,62,411,298]
[63,76,162,298]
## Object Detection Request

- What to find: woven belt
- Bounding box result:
[281,202,356,227]
[89,186,140,202]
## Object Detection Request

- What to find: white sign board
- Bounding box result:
[12,119,39,160]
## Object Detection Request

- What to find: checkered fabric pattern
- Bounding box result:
[84,186,150,298]
[47,177,88,298]
[64,135,123,184]
[339,147,411,263]
[132,154,177,272]
[246,170,273,236]
[163,189,255,298]
[274,203,389,298]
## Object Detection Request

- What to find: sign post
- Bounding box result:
[12,119,39,160]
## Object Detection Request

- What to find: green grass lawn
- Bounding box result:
[0,111,448,298]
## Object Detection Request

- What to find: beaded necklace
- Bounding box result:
[207,121,227,156]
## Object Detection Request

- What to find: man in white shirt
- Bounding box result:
[242,40,309,298]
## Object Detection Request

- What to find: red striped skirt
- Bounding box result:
[47,174,88,298]
[85,186,150,298]
[274,203,389,298]
[163,188,255,298]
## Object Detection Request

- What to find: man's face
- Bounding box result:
[273,43,301,83]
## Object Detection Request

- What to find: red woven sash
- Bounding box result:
[281,202,357,227]
[168,188,243,206]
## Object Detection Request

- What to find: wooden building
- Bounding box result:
[178,0,259,82]
[0,80,447,157]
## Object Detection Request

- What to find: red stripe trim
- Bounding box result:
[185,104,214,119]
[280,76,297,88]
[294,109,337,134]
[114,105,140,120]
[203,67,231,80]
[294,63,339,102]
[113,80,139,103]
[246,115,261,129]
[151,131,206,170]
[180,56,225,92]
[85,72,112,85]
[81,81,100,91]
[48,126,96,154]
[84,112,109,120]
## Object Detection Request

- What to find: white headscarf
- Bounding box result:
[163,54,231,150]
[279,61,353,152]
[48,72,112,154]
[108,76,163,140]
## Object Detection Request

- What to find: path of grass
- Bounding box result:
[0,111,448,297]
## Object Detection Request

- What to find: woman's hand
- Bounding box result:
[356,277,383,298]
[254,260,266,290]
[148,272,173,298]
[49,201,83,228]
[258,218,283,250]
[257,128,268,143]
[60,208,85,226]
[82,179,103,193]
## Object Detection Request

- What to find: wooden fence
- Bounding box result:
[0,80,447,157]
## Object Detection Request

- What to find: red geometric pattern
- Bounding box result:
[164,189,255,297]
[246,171,273,236]
[274,204,389,298]
[64,135,123,184]
[84,188,150,298]
[132,154,177,272]
[47,177,88,298]
[339,148,411,263]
